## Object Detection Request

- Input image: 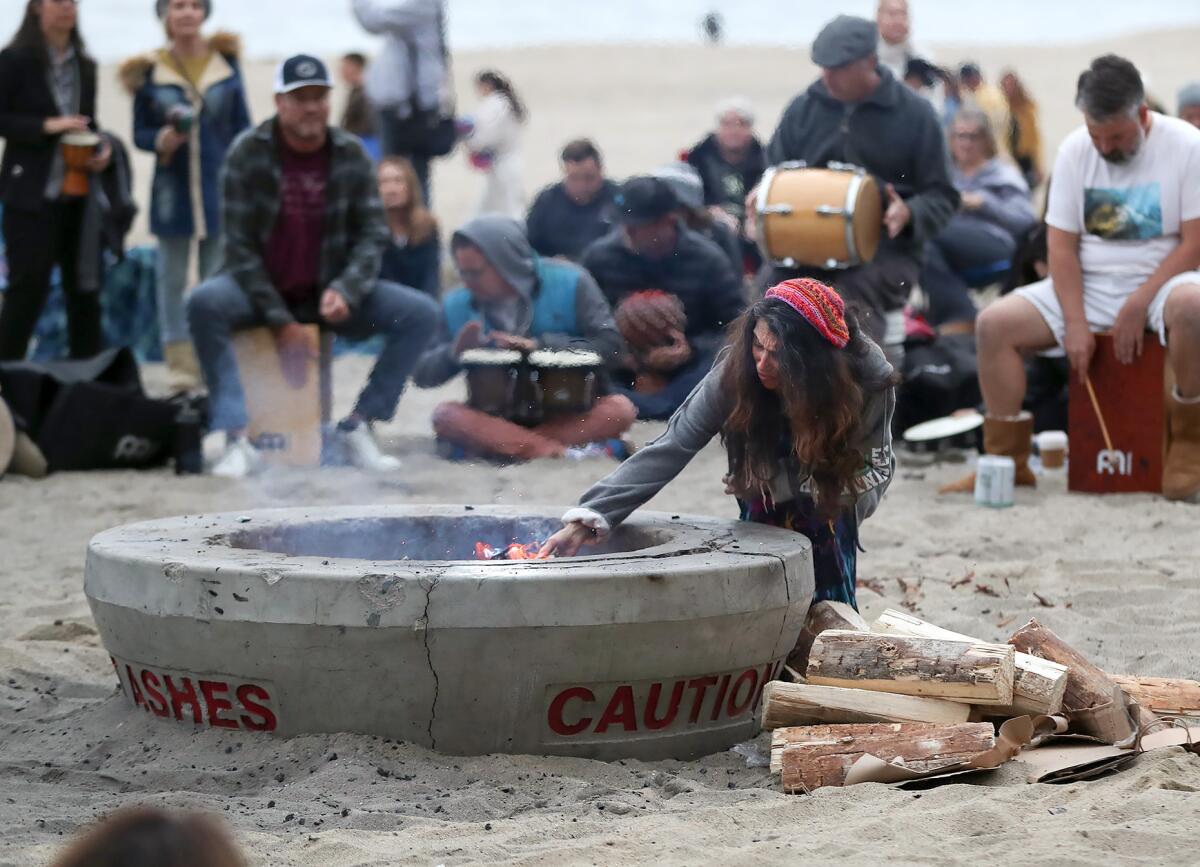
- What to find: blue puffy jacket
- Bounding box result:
[120,32,251,239]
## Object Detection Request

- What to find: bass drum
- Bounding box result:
[756,162,882,270]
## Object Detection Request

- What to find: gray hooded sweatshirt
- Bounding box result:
[412,215,626,388]
[572,342,896,532]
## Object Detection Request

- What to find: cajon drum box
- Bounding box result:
[1068,333,1166,494]
[231,326,332,468]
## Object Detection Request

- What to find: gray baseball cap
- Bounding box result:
[811,15,878,69]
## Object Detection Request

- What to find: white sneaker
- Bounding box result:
[339,423,402,472]
[211,438,264,479]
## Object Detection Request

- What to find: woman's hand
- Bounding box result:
[156,126,189,159]
[538,522,602,558]
[43,115,90,135]
[87,138,112,173]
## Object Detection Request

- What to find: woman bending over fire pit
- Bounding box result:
[542,279,898,608]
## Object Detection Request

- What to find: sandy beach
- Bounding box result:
[3,31,1200,867]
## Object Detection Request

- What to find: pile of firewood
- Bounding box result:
[763,602,1200,793]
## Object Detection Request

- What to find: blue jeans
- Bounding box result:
[156,235,221,344]
[187,275,439,432]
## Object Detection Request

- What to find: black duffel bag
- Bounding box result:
[0,348,177,472]
[895,333,982,435]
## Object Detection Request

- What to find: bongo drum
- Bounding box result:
[461,348,523,417]
[755,162,882,270]
[61,131,101,198]
[530,349,602,414]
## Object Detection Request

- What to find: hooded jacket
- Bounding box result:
[120,32,251,238]
[572,343,896,533]
[951,157,1036,241]
[766,67,959,257]
[413,216,624,388]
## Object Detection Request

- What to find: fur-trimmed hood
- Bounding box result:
[118,30,241,94]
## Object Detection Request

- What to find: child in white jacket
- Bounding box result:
[464,70,526,219]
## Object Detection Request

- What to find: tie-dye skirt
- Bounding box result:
[738,496,859,610]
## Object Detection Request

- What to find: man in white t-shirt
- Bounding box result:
[943,55,1200,502]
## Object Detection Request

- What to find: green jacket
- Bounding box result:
[218,118,386,327]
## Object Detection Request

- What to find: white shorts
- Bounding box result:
[1013,270,1200,347]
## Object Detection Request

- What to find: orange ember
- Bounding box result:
[474,541,550,561]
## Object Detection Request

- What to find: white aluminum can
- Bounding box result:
[974,455,1016,508]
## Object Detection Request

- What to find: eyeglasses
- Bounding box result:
[456,266,488,281]
[953,131,983,141]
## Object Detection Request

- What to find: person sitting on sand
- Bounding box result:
[581,176,745,421]
[652,161,744,277]
[920,109,1036,333]
[942,55,1200,503]
[541,278,897,609]
[683,97,765,239]
[413,215,636,462]
[186,55,439,478]
[1178,81,1200,130]
[377,155,441,297]
[525,138,618,262]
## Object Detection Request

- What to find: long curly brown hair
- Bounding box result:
[720,297,894,518]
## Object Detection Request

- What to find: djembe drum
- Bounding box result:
[61,131,100,197]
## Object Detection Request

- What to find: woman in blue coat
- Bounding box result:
[120,0,250,383]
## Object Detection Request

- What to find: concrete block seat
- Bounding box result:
[85,505,814,760]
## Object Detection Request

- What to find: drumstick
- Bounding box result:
[1083,377,1115,453]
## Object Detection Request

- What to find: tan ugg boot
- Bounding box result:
[164,341,202,391]
[1163,393,1200,503]
[939,412,1038,494]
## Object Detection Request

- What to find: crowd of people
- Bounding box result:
[2,0,1199,513]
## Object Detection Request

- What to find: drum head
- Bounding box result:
[903,411,984,443]
[0,399,15,479]
[460,348,522,368]
[61,131,100,147]
[851,174,883,264]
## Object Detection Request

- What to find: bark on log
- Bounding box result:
[788,601,869,673]
[806,630,1015,705]
[775,722,996,791]
[873,609,1068,715]
[761,680,972,731]
[1008,619,1155,742]
[1112,676,1200,717]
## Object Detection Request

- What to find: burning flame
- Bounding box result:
[474,541,550,561]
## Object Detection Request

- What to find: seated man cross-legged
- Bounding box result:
[413,216,636,461]
[188,55,439,477]
[942,55,1200,502]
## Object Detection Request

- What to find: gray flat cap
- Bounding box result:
[811,15,878,69]
[1179,81,1200,112]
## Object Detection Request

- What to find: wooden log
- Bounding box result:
[806,630,1015,705]
[775,722,996,791]
[1112,676,1200,717]
[1008,619,1155,741]
[788,601,870,673]
[761,680,972,731]
[873,609,1068,716]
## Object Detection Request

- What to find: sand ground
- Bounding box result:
[1,356,1198,866]
[3,30,1200,867]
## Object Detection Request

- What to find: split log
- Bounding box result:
[761,680,972,731]
[806,630,1015,705]
[1008,619,1156,742]
[788,601,869,673]
[873,609,1068,716]
[775,722,996,791]
[1112,676,1200,717]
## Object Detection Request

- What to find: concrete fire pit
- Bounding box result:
[85,505,814,760]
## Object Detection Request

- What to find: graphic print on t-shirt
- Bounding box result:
[1083,183,1163,241]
